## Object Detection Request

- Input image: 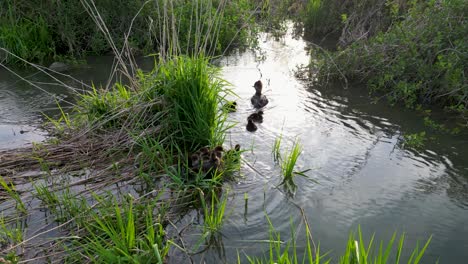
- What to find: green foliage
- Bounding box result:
[200,190,228,235]
[272,133,283,163]
[243,223,432,264]
[299,0,398,43]
[279,138,312,194]
[74,56,230,150]
[155,56,230,149]
[77,199,169,263]
[318,0,467,119]
[0,14,54,64]
[0,0,257,64]
[243,217,323,264]
[77,83,134,128]
[340,227,432,264]
[403,132,427,149]
[0,177,26,214]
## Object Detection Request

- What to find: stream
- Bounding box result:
[1,26,468,263]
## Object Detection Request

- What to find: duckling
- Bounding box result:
[213,145,224,159]
[247,110,263,123]
[223,101,237,112]
[201,152,222,173]
[190,153,200,170]
[251,80,269,109]
[199,147,210,159]
[226,144,241,161]
[246,119,257,132]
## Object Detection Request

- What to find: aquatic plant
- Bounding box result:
[241,221,432,264]
[402,132,427,149]
[75,199,169,263]
[200,190,228,235]
[272,133,283,163]
[339,227,432,264]
[0,177,26,214]
[279,138,311,194]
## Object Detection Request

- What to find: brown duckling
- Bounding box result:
[190,153,200,170]
[247,110,263,123]
[251,80,269,109]
[246,119,257,132]
[213,145,224,159]
[225,144,241,160]
[201,152,222,173]
[199,147,210,158]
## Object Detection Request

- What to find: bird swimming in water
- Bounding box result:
[247,110,263,123]
[246,118,258,132]
[251,81,269,109]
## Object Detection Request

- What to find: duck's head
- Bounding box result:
[210,152,221,166]
[213,145,224,158]
[253,80,263,94]
[199,147,210,157]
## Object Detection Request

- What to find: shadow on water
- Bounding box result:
[1,24,468,262]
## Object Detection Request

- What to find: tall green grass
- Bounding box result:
[242,223,431,264]
[152,56,231,150]
[76,199,169,263]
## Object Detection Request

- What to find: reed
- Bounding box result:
[200,190,228,235]
[76,199,169,263]
[280,138,310,194]
[272,133,283,163]
[242,222,431,264]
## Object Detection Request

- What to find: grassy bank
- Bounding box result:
[301,0,467,122]
[0,0,257,65]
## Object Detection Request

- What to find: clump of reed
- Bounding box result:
[272,136,311,194]
[242,219,432,264]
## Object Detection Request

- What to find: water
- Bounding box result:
[1,28,468,263]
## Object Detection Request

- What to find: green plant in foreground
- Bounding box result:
[272,133,283,163]
[78,199,169,263]
[200,190,228,235]
[0,177,26,214]
[340,227,432,264]
[242,221,432,264]
[280,138,311,194]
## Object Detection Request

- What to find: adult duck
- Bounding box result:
[251,80,269,109]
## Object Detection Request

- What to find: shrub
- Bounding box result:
[316,0,467,118]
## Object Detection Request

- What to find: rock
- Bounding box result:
[48,62,70,72]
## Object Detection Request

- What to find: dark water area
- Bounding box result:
[1,26,468,263]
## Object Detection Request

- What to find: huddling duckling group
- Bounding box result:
[189,144,241,177]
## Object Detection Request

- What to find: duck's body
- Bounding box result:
[246,119,258,132]
[248,110,263,123]
[251,81,269,109]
